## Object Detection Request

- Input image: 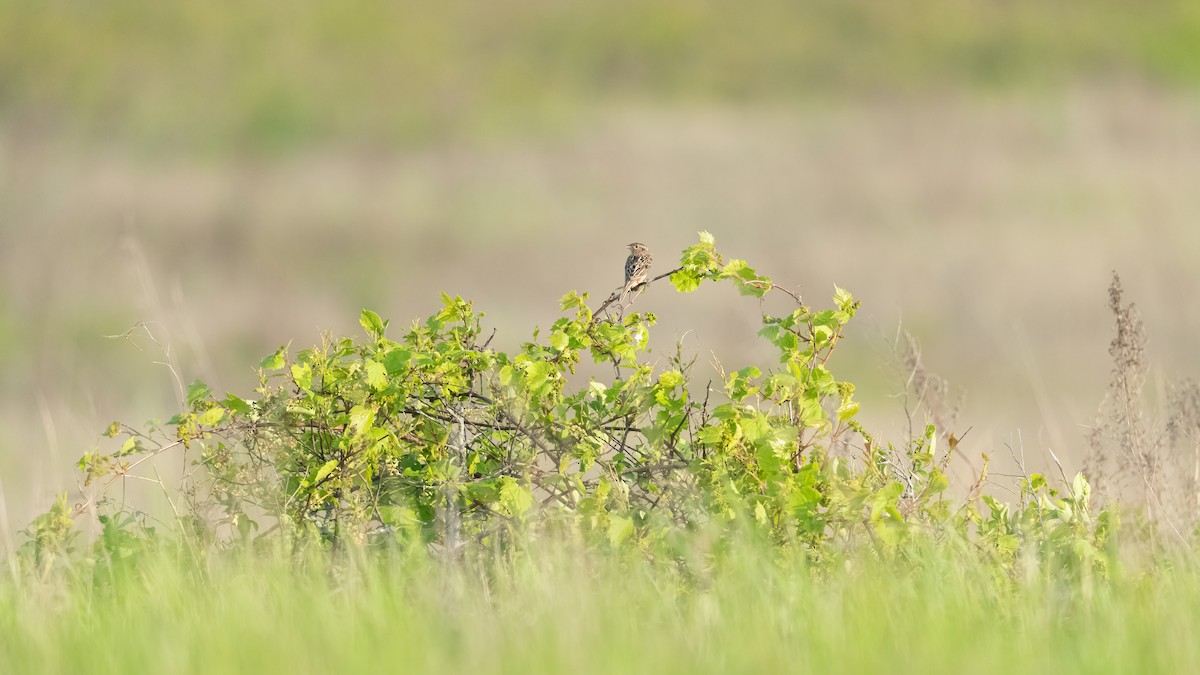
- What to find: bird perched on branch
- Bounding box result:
[620,242,653,305]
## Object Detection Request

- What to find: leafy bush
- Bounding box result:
[25,233,1114,580]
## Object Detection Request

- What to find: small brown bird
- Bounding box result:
[620,242,653,305]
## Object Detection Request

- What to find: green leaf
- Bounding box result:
[349,405,375,436]
[381,348,412,375]
[465,478,501,504]
[698,230,715,246]
[981,494,1008,520]
[870,481,906,522]
[1071,472,1090,503]
[103,422,121,438]
[833,285,855,313]
[291,363,313,392]
[499,478,533,517]
[722,258,748,275]
[197,407,225,427]
[773,330,799,352]
[260,346,287,371]
[811,309,838,330]
[737,412,767,443]
[735,366,762,380]
[754,501,770,526]
[804,365,836,393]
[710,403,738,420]
[365,360,388,391]
[836,396,860,421]
[996,534,1020,557]
[186,380,211,406]
[499,365,516,387]
[658,370,685,388]
[314,459,339,485]
[559,291,587,311]
[723,259,770,298]
[727,366,761,401]
[696,424,724,445]
[608,515,634,547]
[670,269,702,293]
[437,293,471,322]
[926,469,950,495]
[224,394,253,417]
[549,331,569,351]
[524,361,558,397]
[360,309,387,339]
[797,391,826,428]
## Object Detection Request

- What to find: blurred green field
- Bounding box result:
[4,0,1200,152]
[4,0,1200,551]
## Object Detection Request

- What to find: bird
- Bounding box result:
[620,242,653,305]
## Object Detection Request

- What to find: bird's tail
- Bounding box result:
[618,279,641,306]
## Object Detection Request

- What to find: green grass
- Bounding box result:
[2,537,1198,674]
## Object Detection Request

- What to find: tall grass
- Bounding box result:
[2,535,1198,675]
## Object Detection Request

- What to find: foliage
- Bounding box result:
[20,234,1116,582]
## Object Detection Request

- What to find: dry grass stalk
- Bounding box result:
[1085,273,1154,510]
[1084,272,1200,539]
[898,331,964,441]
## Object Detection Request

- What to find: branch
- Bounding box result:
[73,440,187,518]
[592,266,683,322]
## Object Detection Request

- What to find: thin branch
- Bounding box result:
[592,266,684,321]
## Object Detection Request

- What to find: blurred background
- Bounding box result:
[3,0,1200,542]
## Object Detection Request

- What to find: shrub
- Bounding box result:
[25,233,1114,580]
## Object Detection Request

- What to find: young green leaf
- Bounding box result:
[365,360,389,391]
[224,394,253,417]
[314,459,339,485]
[291,363,313,392]
[186,380,212,406]
[197,407,225,427]
[260,345,288,371]
[349,405,375,436]
[360,309,387,339]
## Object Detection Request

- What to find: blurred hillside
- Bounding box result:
[3,0,1200,542]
